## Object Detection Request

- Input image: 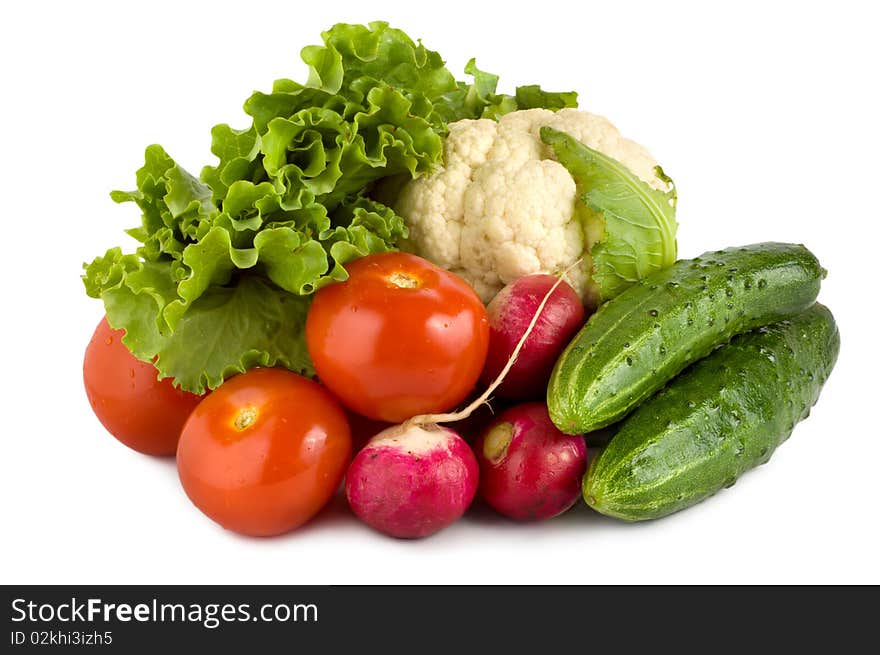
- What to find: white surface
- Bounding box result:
[2,0,878,585]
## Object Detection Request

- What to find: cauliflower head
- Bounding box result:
[392,108,670,303]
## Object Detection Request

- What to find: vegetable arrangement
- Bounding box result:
[82,21,838,538]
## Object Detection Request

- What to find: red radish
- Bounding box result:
[345,425,478,539]
[475,402,587,521]
[480,275,586,400]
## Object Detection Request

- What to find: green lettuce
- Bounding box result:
[83,21,578,394]
[540,127,678,301]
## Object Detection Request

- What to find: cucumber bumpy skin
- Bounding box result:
[548,243,824,434]
[583,303,839,521]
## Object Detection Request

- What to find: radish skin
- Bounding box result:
[480,275,586,400]
[345,424,478,538]
[475,402,587,521]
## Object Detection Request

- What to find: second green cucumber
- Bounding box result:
[583,304,839,520]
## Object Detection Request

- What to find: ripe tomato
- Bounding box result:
[176,367,352,537]
[83,316,203,456]
[306,252,490,422]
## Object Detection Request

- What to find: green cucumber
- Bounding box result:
[548,243,824,434]
[583,303,839,521]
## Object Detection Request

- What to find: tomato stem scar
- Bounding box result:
[388,272,419,289]
[234,407,258,430]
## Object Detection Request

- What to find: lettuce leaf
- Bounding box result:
[85,149,405,393]
[84,21,578,394]
[89,253,313,394]
[540,127,677,300]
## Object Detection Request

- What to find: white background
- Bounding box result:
[2,0,878,584]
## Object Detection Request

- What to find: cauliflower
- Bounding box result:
[393,108,672,303]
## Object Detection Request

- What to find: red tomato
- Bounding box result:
[83,317,203,456]
[176,368,352,537]
[306,252,490,422]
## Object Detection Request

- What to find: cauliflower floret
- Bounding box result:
[394,108,667,303]
[458,159,583,300]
